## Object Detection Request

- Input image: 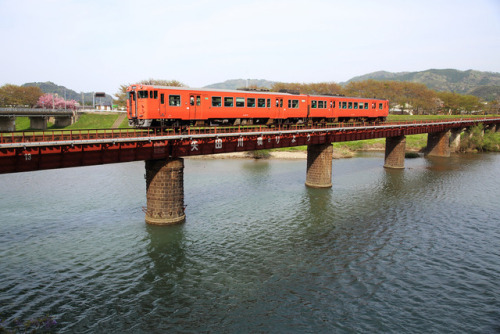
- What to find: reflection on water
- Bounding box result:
[1,153,500,333]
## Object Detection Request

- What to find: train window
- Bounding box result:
[138,90,148,99]
[224,97,234,107]
[258,98,266,108]
[154,91,158,99]
[311,100,317,108]
[379,103,383,109]
[288,99,299,108]
[149,91,153,98]
[354,102,358,109]
[358,103,363,109]
[365,103,368,109]
[196,96,201,106]
[342,101,346,109]
[169,95,181,106]
[318,101,324,108]
[212,97,222,107]
[160,94,164,104]
[247,98,255,107]
[348,102,353,109]
[267,99,271,108]
[372,103,376,109]
[236,97,245,107]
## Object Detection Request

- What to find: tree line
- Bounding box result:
[0,84,78,109]
[3,80,498,114]
[270,80,498,115]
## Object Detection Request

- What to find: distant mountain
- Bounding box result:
[22,81,113,105]
[345,69,500,99]
[204,79,276,90]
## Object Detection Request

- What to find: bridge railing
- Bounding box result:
[0,117,498,144]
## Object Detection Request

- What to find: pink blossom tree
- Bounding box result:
[36,94,78,110]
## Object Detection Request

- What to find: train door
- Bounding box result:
[128,91,137,119]
[189,93,201,120]
[275,97,284,119]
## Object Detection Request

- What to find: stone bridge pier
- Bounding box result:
[144,158,186,225]
[425,130,451,157]
[305,143,333,188]
[384,135,406,169]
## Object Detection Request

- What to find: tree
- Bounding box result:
[36,93,78,110]
[343,80,438,114]
[0,84,43,107]
[114,79,187,107]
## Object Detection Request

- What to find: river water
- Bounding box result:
[1,152,499,333]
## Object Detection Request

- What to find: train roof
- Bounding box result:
[129,85,388,101]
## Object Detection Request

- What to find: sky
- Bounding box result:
[1,0,499,97]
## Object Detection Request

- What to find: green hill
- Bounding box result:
[22,81,113,105]
[346,69,500,99]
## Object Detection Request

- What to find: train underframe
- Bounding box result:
[129,117,387,129]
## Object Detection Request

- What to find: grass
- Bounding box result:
[65,113,121,130]
[387,114,497,122]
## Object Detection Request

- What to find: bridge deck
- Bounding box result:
[0,118,499,174]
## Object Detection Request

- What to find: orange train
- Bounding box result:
[126,85,389,128]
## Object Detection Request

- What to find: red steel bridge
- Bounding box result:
[0,118,499,175]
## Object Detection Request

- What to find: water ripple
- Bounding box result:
[1,155,500,332]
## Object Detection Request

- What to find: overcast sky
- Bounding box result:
[1,0,499,97]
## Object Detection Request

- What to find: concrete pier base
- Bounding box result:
[29,117,48,130]
[145,158,186,225]
[54,116,74,127]
[449,128,463,153]
[305,143,333,188]
[0,117,16,132]
[425,131,451,157]
[384,135,406,169]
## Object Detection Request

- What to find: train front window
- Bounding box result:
[138,90,148,99]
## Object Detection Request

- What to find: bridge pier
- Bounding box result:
[425,130,451,157]
[449,128,463,153]
[54,116,74,127]
[0,117,15,132]
[384,135,406,169]
[29,116,48,130]
[145,158,186,225]
[305,143,333,188]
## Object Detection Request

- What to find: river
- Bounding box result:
[1,152,499,333]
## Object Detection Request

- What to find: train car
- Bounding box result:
[126,85,388,128]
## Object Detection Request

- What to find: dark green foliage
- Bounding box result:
[460,124,500,152]
[248,150,271,159]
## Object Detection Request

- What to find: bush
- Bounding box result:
[247,150,271,159]
[460,124,500,152]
